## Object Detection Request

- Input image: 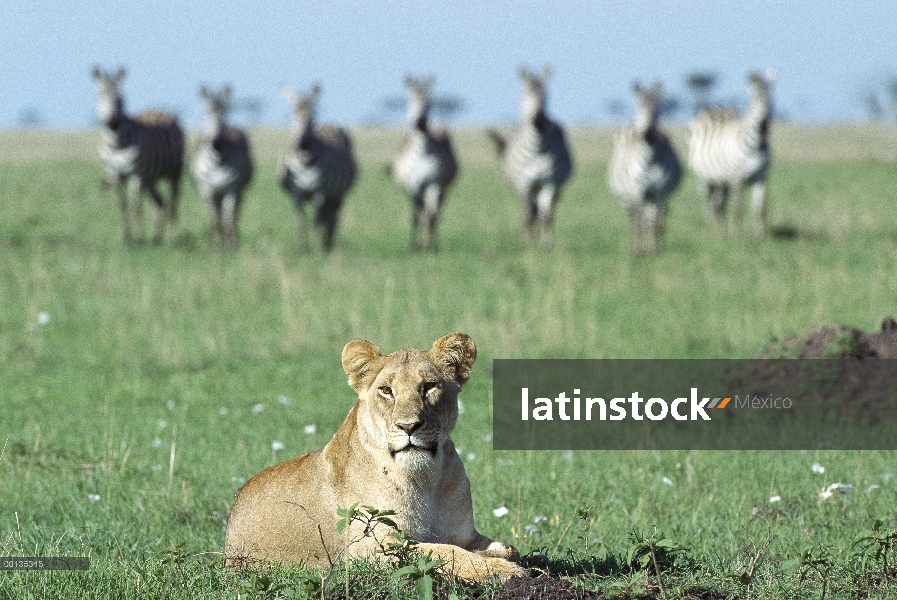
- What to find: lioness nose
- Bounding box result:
[396,421,422,435]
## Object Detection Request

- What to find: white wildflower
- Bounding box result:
[271,441,285,451]
[37,312,50,325]
[277,395,293,406]
[218,407,228,416]
[818,482,852,501]
[492,506,509,518]
[533,516,548,523]
[561,451,574,461]
[156,419,167,429]
[866,484,880,494]
[303,424,317,435]
[769,495,781,503]
[88,494,101,502]
[811,462,825,474]
[483,433,493,443]
[152,464,164,472]
[151,437,163,448]
[466,453,476,461]
[166,400,176,410]
[751,507,759,516]
[524,525,539,534]
[662,476,674,486]
[252,403,264,415]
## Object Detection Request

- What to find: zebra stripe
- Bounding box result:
[688,70,775,237]
[392,75,458,251]
[92,66,184,245]
[608,82,682,254]
[488,66,572,247]
[280,84,356,252]
[191,84,254,251]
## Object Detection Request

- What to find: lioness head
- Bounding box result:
[341,332,476,470]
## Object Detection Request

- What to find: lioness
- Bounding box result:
[224,332,526,581]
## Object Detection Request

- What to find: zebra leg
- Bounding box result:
[535,185,557,249]
[115,177,132,245]
[168,176,181,242]
[410,193,424,251]
[146,184,167,245]
[422,184,442,251]
[221,193,239,252]
[750,179,767,238]
[642,201,661,254]
[294,197,310,252]
[207,194,222,247]
[627,204,642,254]
[127,177,145,244]
[315,195,341,252]
[705,183,727,231]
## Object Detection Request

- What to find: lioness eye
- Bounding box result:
[423,382,438,394]
[378,386,393,398]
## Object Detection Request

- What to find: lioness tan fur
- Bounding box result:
[224,332,526,581]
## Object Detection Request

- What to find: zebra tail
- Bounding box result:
[486,129,507,158]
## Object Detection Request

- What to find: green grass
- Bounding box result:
[1,125,897,598]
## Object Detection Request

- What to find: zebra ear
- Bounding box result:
[540,65,553,82]
[113,67,127,84]
[518,66,532,81]
[632,81,644,95]
[92,66,103,81]
[221,85,232,104]
[310,83,322,101]
[282,86,299,106]
[423,75,436,91]
[651,83,663,98]
[200,85,211,100]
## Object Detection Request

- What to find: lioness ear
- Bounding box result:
[341,339,383,392]
[429,332,477,385]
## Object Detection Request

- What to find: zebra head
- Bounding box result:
[632,82,663,135]
[92,66,127,130]
[284,84,322,150]
[747,70,776,129]
[200,84,233,150]
[519,65,552,129]
[405,75,435,131]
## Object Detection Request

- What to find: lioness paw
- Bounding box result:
[476,542,520,562]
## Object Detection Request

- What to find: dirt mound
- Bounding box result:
[494,576,603,600]
[761,317,897,358]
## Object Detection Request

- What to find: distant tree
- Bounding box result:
[859,75,897,122]
[17,107,44,127]
[230,97,265,125]
[605,93,682,122]
[378,94,467,124]
[685,71,718,115]
[604,98,628,120]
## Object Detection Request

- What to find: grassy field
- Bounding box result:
[1,124,896,598]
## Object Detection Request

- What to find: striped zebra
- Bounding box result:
[392,75,458,251]
[280,84,356,252]
[608,83,682,254]
[191,85,254,252]
[488,66,572,248]
[92,66,184,245]
[688,70,775,237]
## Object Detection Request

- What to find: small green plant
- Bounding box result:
[726,518,772,597]
[626,528,688,600]
[575,505,594,554]
[853,519,897,586]
[390,554,447,600]
[336,504,445,599]
[237,573,288,599]
[783,543,835,600]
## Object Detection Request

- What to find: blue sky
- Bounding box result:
[3,1,897,128]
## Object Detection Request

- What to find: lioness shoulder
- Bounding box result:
[224,332,525,581]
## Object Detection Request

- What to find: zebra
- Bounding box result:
[280,84,356,252]
[191,84,254,252]
[607,82,682,254]
[688,70,775,237]
[488,66,573,248]
[391,75,458,251]
[92,66,184,245]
